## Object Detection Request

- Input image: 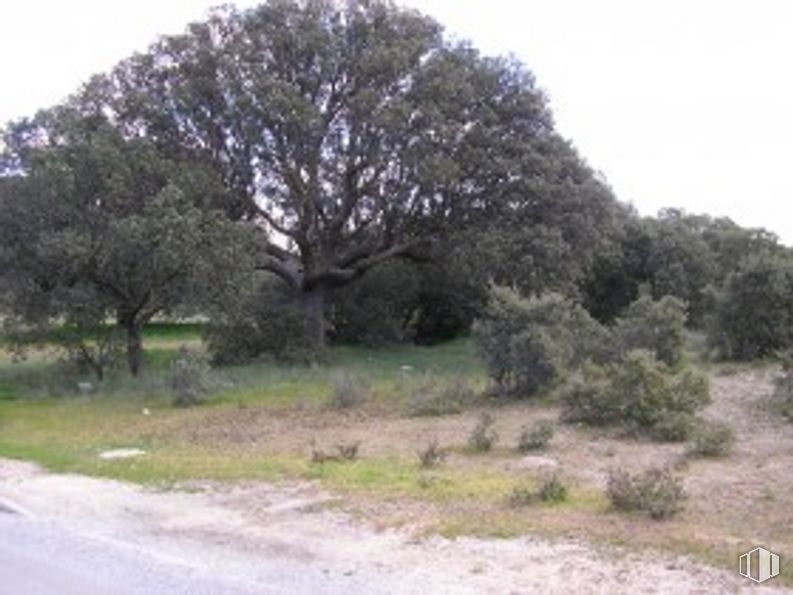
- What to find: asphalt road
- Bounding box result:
[0,512,278,595]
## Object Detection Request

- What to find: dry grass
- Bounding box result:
[148,368,793,584]
[1,336,792,585]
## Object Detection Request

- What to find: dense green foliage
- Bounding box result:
[707,254,793,360]
[613,295,687,367]
[0,116,252,375]
[560,350,710,436]
[472,286,606,397]
[206,274,318,365]
[1,0,792,370]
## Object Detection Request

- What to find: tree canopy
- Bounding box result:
[49,0,619,343]
[0,110,253,374]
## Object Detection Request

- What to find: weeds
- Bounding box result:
[326,372,369,410]
[404,378,474,417]
[650,412,698,442]
[310,440,361,463]
[607,466,687,520]
[537,475,568,503]
[687,420,735,457]
[774,352,793,420]
[509,475,568,506]
[169,347,213,407]
[509,485,536,507]
[336,441,360,461]
[517,419,555,451]
[467,412,498,452]
[417,439,446,468]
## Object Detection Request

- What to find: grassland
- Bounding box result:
[0,325,791,586]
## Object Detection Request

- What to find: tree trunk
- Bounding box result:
[300,286,327,349]
[123,320,144,377]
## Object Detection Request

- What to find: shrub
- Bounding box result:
[774,353,793,420]
[329,260,420,346]
[473,286,607,398]
[404,379,473,417]
[561,350,710,437]
[537,475,568,503]
[614,295,687,367]
[650,412,698,442]
[417,439,446,468]
[5,322,125,383]
[688,420,735,457]
[558,364,614,425]
[206,275,318,365]
[707,254,793,360]
[509,485,536,507]
[336,441,360,461]
[467,412,498,452]
[326,372,369,410]
[517,419,555,451]
[169,347,213,407]
[310,441,360,463]
[509,475,568,506]
[607,466,687,520]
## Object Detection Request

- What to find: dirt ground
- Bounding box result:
[158,367,793,569]
[0,457,788,594]
[2,367,791,592]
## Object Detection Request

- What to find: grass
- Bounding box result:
[0,328,486,483]
[2,324,792,588]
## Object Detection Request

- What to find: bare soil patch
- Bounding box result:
[146,367,793,585]
[1,458,788,594]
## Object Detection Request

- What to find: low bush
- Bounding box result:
[336,441,360,461]
[169,347,213,407]
[467,412,498,452]
[472,286,607,398]
[310,441,360,463]
[404,379,474,417]
[650,412,698,442]
[417,439,446,468]
[537,475,568,503]
[607,466,687,520]
[687,420,735,457]
[774,352,793,420]
[509,475,568,506]
[517,419,555,451]
[509,484,536,507]
[206,275,318,366]
[560,350,710,438]
[326,372,369,410]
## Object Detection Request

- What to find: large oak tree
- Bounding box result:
[70,0,617,345]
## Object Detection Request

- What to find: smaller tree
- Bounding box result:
[472,285,606,397]
[0,113,254,376]
[614,295,687,367]
[707,254,793,360]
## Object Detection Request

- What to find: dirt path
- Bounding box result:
[0,459,785,594]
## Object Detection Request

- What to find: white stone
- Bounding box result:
[98,448,147,460]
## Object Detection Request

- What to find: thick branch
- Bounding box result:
[256,254,303,289]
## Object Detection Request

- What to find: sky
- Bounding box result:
[2,0,792,243]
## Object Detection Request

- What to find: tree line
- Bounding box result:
[1,0,791,377]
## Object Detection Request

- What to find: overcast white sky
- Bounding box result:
[2,1,792,243]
